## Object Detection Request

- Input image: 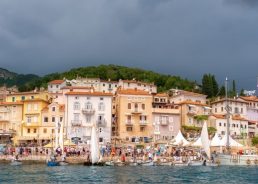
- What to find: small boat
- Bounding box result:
[47,161,60,167]
[128,162,138,166]
[158,162,172,166]
[173,161,189,166]
[140,161,154,166]
[188,160,204,166]
[105,161,115,166]
[59,161,69,166]
[114,162,125,166]
[10,159,22,166]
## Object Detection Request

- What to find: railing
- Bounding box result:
[125,120,133,126]
[139,121,148,125]
[71,120,82,126]
[82,108,95,114]
[188,110,197,114]
[131,109,142,114]
[97,119,106,127]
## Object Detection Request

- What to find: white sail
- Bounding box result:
[59,121,64,151]
[90,123,99,164]
[54,121,59,150]
[200,121,210,159]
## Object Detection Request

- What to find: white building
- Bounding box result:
[169,89,207,104]
[65,91,112,144]
[118,79,157,94]
[48,80,66,93]
[211,98,249,138]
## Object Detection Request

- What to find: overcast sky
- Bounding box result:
[0,0,258,90]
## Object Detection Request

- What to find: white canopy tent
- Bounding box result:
[210,133,222,147]
[220,135,243,147]
[172,130,190,146]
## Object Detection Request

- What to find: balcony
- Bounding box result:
[0,129,16,135]
[139,121,148,126]
[71,120,82,126]
[131,108,142,114]
[24,122,40,127]
[97,119,106,127]
[187,110,197,115]
[82,108,95,115]
[125,120,133,126]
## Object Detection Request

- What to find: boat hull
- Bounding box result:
[47,161,60,167]
[215,154,258,166]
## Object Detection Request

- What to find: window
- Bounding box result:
[52,129,55,134]
[74,113,80,121]
[33,129,37,133]
[85,102,92,109]
[86,115,91,123]
[43,128,47,133]
[100,97,103,101]
[140,127,145,132]
[27,128,30,133]
[12,97,15,102]
[142,104,145,110]
[52,107,56,112]
[215,108,217,113]
[52,117,55,123]
[128,103,131,109]
[99,137,103,142]
[98,102,105,111]
[219,123,221,126]
[31,96,34,99]
[50,85,53,88]
[60,117,63,122]
[241,108,243,113]
[44,117,48,123]
[21,96,25,101]
[27,104,32,111]
[235,107,239,114]
[27,117,32,123]
[56,85,59,88]
[126,127,133,131]
[74,102,80,110]
[224,123,226,127]
[221,107,223,112]
[34,104,38,111]
[99,128,102,133]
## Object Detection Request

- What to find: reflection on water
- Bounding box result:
[0,164,257,184]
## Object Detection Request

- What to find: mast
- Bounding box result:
[225,77,230,151]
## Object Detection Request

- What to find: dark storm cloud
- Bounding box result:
[0,0,258,90]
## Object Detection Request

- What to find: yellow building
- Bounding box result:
[116,89,153,143]
[0,102,23,144]
[6,91,49,103]
[41,102,65,145]
[6,91,50,145]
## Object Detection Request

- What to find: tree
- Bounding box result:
[202,73,219,98]
[240,89,245,96]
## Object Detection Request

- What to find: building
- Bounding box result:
[116,89,153,143]
[118,79,157,94]
[152,93,180,142]
[6,91,49,103]
[65,91,112,144]
[0,102,23,144]
[211,98,249,138]
[5,91,50,144]
[210,114,248,138]
[169,89,207,104]
[48,80,66,93]
[41,102,65,145]
[68,77,118,94]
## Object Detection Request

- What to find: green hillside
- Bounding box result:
[0,65,198,93]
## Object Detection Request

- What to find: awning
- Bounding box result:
[203,106,212,110]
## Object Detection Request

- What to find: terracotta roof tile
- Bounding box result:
[176,100,209,107]
[65,91,112,96]
[239,96,258,102]
[48,80,65,85]
[117,89,151,96]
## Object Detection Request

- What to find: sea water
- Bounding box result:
[0,164,257,184]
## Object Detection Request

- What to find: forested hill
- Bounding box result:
[0,65,198,93]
